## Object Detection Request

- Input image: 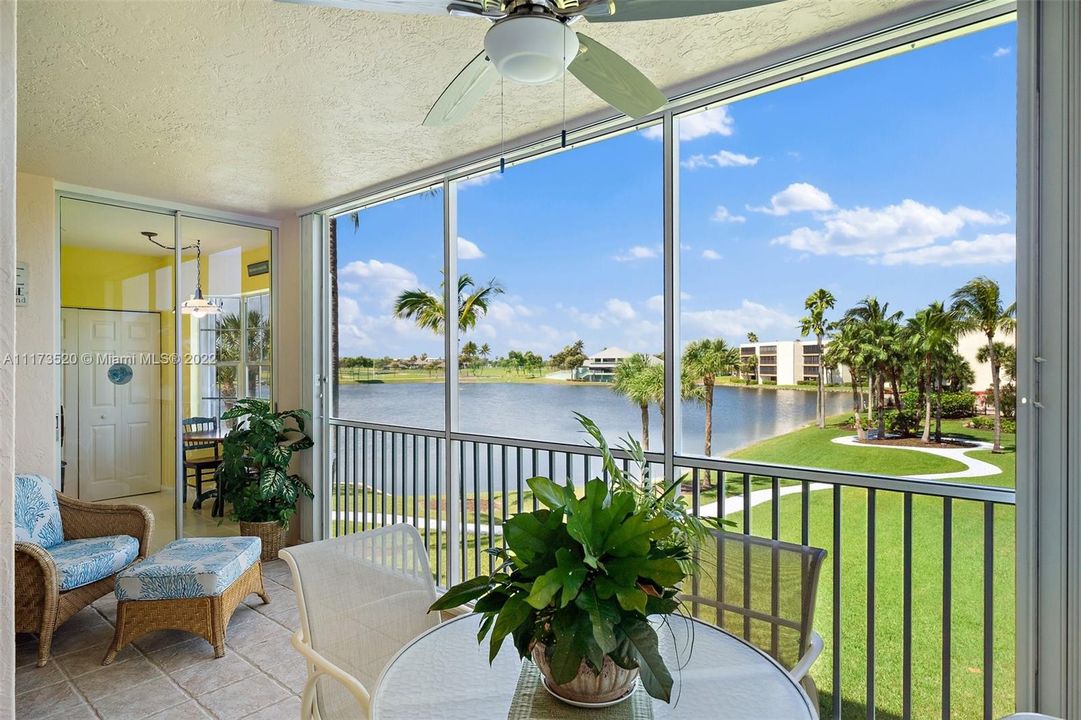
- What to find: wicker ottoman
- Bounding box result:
[104,536,269,664]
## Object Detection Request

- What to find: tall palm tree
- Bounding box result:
[844,297,904,438]
[905,302,960,443]
[746,332,758,344]
[612,354,663,451]
[682,339,739,456]
[394,273,505,335]
[799,289,836,429]
[951,277,1016,452]
[825,318,867,441]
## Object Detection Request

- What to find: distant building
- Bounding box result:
[739,340,848,386]
[573,346,660,383]
[957,330,1014,391]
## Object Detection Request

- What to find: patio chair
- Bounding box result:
[680,530,827,706]
[14,474,152,666]
[183,416,222,510]
[280,524,440,720]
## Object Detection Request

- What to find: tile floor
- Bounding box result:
[14,560,304,720]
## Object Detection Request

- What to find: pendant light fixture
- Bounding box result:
[142,231,222,318]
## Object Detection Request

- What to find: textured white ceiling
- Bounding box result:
[18,0,920,216]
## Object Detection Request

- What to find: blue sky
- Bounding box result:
[336,22,1016,360]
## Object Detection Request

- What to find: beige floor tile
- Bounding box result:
[147,700,213,719]
[262,658,307,695]
[231,630,295,670]
[240,696,301,720]
[170,652,259,696]
[260,562,293,588]
[91,676,190,720]
[197,674,290,720]
[146,636,219,673]
[15,637,42,668]
[71,654,166,701]
[225,614,291,654]
[49,608,116,657]
[37,701,101,720]
[56,641,138,678]
[15,679,91,719]
[134,628,200,654]
[14,659,65,694]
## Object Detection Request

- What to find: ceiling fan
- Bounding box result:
[281,0,780,126]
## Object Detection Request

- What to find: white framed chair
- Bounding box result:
[280,524,440,720]
[1000,714,1062,719]
[680,530,827,710]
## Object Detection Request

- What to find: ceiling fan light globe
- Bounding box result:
[483,15,578,85]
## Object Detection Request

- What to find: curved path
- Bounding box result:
[829,434,1001,480]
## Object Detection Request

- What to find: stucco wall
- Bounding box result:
[14,172,57,481]
[1,1,18,715]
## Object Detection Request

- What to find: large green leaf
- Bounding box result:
[575,589,619,656]
[548,611,585,684]
[503,509,563,565]
[526,476,568,511]
[615,619,673,702]
[489,595,532,664]
[428,575,493,612]
[603,512,672,557]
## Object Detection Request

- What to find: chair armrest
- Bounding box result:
[58,494,154,558]
[15,542,59,612]
[290,629,371,719]
[790,631,823,682]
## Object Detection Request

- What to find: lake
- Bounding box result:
[334,382,848,456]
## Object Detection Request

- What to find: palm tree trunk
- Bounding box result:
[877,375,886,438]
[816,333,825,429]
[704,382,714,456]
[866,374,874,425]
[934,370,943,443]
[640,403,650,452]
[988,335,1002,452]
[890,369,902,409]
[922,379,932,444]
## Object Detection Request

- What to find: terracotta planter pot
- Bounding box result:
[531,642,638,705]
[239,520,285,562]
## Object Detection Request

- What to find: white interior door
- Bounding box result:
[61,308,79,496]
[77,309,162,501]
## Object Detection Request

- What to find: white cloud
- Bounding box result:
[605,298,637,321]
[457,237,485,260]
[750,182,835,216]
[338,259,419,302]
[993,47,1011,58]
[682,300,798,340]
[711,205,746,223]
[646,292,691,313]
[613,245,659,262]
[879,233,1016,266]
[458,173,500,190]
[682,150,760,170]
[701,249,722,261]
[771,198,1011,258]
[643,106,734,141]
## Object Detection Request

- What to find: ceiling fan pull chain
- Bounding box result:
[561,23,567,149]
[500,76,506,174]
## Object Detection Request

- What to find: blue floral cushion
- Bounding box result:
[14,474,64,549]
[115,536,262,601]
[50,535,140,591]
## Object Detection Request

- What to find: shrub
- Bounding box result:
[902,390,976,419]
[999,384,1017,419]
[969,415,1016,434]
[882,409,921,437]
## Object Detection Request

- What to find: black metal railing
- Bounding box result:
[327,418,1016,720]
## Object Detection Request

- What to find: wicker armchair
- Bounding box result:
[15,477,152,667]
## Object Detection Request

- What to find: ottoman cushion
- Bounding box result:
[51,535,140,591]
[115,537,261,601]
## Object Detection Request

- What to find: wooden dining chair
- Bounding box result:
[182,416,221,509]
[281,524,440,720]
[680,530,827,709]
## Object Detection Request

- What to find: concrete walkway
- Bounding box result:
[830,434,1002,480]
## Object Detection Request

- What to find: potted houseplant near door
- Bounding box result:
[216,398,315,561]
[430,414,719,706]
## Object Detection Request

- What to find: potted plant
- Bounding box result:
[430,414,719,706]
[216,398,315,561]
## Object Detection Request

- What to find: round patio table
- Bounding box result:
[371,614,816,720]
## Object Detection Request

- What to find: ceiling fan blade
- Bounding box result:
[580,0,782,23]
[568,33,666,118]
[424,51,499,127]
[275,0,483,16]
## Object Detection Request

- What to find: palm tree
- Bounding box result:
[799,289,836,429]
[825,318,867,441]
[613,354,663,451]
[746,332,758,344]
[844,297,904,438]
[682,339,739,456]
[905,302,960,443]
[394,273,505,335]
[951,277,1016,452]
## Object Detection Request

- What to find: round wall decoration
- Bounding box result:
[107,363,134,385]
